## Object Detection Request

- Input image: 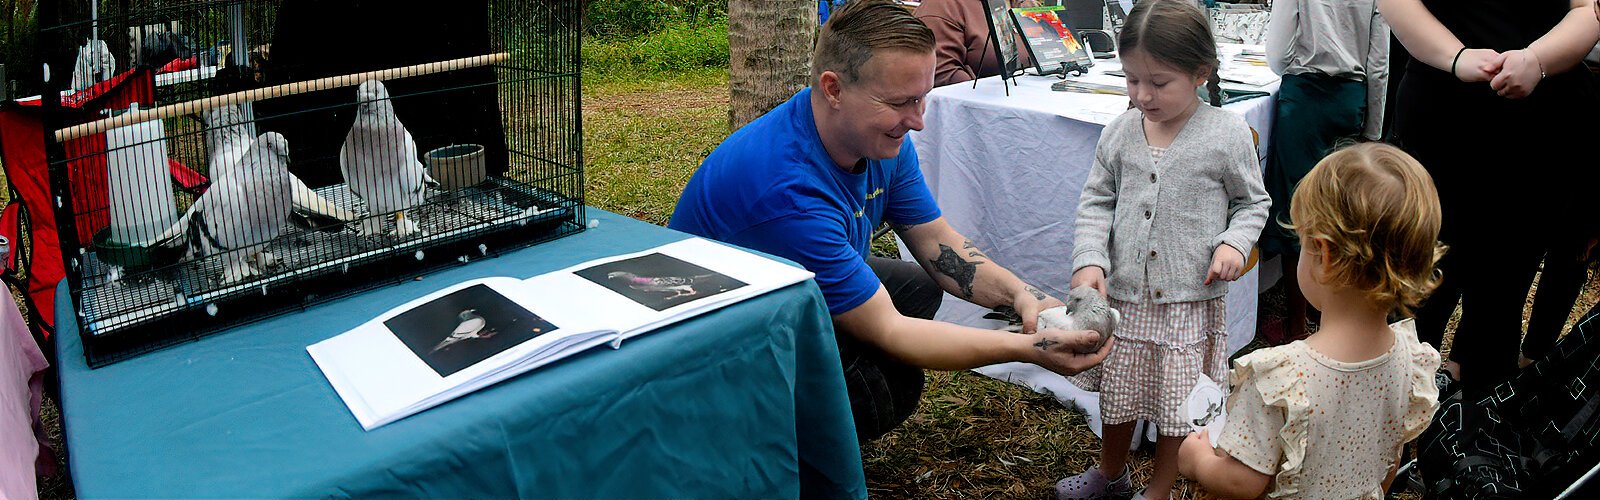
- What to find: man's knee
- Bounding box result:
[867,256,941,320]
[839,344,925,442]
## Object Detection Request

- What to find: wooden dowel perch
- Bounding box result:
[55,52,510,142]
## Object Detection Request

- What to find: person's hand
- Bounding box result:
[1177,430,1213,478]
[1205,245,1245,285]
[1487,49,1543,99]
[1453,48,1502,83]
[1071,266,1107,296]
[1027,328,1113,375]
[1013,284,1065,334]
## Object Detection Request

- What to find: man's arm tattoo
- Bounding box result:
[1024,284,1047,301]
[961,239,990,259]
[1034,337,1059,350]
[932,243,980,299]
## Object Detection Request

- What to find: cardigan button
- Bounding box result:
[1144,211,1152,220]
[1150,173,1156,182]
[1150,250,1157,258]
[1154,290,1164,298]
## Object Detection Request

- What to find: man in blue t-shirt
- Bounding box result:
[671,0,1112,441]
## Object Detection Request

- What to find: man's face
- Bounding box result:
[830,49,935,162]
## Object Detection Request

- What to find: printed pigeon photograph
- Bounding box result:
[574,253,748,311]
[385,284,557,377]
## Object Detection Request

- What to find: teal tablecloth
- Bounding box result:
[54,209,867,499]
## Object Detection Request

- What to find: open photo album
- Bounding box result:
[308,237,815,430]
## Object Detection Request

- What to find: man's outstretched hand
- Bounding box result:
[1027,328,1114,375]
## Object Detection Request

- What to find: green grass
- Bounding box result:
[583,68,728,225]
[584,20,730,85]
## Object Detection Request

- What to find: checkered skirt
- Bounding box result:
[1094,297,1229,437]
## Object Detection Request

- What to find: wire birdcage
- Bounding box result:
[35,0,584,367]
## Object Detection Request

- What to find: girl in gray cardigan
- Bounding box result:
[1054,2,1269,500]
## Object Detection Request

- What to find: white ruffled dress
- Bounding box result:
[1215,319,1441,499]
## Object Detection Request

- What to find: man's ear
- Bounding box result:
[818,71,844,108]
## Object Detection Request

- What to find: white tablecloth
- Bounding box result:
[902,44,1279,437]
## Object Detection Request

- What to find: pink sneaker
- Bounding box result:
[1054,467,1136,500]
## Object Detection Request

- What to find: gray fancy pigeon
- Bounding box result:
[201,104,358,226]
[339,80,431,237]
[140,132,295,284]
[1037,285,1120,353]
[429,308,494,353]
[607,271,713,299]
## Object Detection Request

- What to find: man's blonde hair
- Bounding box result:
[1288,142,1446,315]
[811,0,934,84]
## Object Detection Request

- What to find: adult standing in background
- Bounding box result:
[1379,0,1600,396]
[1257,0,1389,343]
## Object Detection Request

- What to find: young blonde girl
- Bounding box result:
[1056,1,1270,499]
[1177,142,1444,498]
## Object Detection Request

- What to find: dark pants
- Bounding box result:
[839,257,942,442]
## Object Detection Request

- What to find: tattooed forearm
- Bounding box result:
[961,240,990,259]
[1033,337,1059,350]
[1024,284,1047,301]
[891,222,920,233]
[933,243,981,299]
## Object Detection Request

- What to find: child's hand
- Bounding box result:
[1205,245,1245,285]
[1178,430,1212,478]
[1071,266,1107,296]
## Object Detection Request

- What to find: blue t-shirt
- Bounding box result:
[669,88,942,315]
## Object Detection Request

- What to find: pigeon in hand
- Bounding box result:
[1037,285,1120,354]
[339,80,432,237]
[140,132,295,284]
[607,271,713,299]
[201,104,358,229]
[429,308,495,353]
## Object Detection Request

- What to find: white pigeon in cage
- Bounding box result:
[340,80,432,237]
[201,104,358,227]
[140,132,295,284]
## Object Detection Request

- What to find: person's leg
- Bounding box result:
[835,257,942,442]
[1523,236,1589,365]
[1452,243,1542,396]
[1141,436,1184,500]
[1099,421,1137,480]
[867,256,941,320]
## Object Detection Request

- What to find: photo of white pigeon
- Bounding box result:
[606,271,715,299]
[201,104,358,228]
[138,132,295,284]
[428,308,496,354]
[339,80,433,237]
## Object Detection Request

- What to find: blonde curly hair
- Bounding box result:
[1288,142,1446,316]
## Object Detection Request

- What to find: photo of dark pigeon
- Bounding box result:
[607,271,716,299]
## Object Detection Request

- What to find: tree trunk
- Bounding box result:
[727,0,815,131]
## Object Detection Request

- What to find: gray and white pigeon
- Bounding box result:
[607,271,714,299]
[201,104,358,227]
[339,80,431,237]
[140,132,295,284]
[1037,285,1120,354]
[429,309,494,353]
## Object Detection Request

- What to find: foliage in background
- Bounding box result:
[1,0,39,97]
[584,0,727,39]
[584,20,729,81]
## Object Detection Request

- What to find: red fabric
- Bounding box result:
[156,56,198,74]
[0,107,66,340]
[0,66,165,341]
